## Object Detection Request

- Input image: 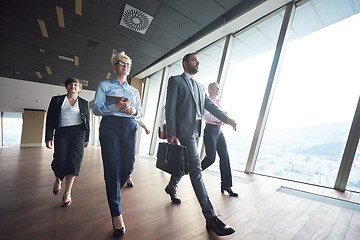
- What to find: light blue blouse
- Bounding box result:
[93,79,143,118]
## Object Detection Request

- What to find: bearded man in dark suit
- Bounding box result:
[164,53,237,236]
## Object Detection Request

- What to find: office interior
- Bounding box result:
[1,0,360,239]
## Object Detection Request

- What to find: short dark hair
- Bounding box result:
[64,77,82,87]
[182,52,197,64]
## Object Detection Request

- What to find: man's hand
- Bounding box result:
[226,118,237,131]
[167,135,178,145]
[84,142,89,148]
[115,97,131,109]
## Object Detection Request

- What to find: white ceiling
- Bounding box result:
[0,76,95,112]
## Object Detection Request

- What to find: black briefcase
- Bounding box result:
[156,142,188,177]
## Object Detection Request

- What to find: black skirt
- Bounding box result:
[51,124,86,180]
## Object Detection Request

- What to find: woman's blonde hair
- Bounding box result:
[111,51,132,66]
[208,82,219,92]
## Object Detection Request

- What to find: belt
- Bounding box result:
[195,120,201,124]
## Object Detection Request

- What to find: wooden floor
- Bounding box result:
[1,146,360,240]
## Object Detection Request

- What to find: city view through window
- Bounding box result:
[221,10,360,190]
[256,11,360,189]
[1,112,22,146]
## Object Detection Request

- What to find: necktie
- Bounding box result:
[190,78,201,119]
[190,78,198,101]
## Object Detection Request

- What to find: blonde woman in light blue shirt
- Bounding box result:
[93,51,142,235]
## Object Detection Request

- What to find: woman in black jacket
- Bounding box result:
[45,77,90,207]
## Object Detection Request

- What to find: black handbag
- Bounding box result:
[156,142,188,177]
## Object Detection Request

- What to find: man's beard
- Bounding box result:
[187,66,198,75]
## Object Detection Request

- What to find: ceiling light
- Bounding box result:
[58,55,74,62]
[56,6,65,28]
[75,0,82,15]
[37,19,48,38]
[35,71,43,79]
[106,73,111,79]
[45,66,52,74]
[12,109,23,113]
[74,56,79,66]
[120,4,153,34]
[40,48,45,53]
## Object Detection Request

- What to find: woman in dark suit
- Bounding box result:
[45,77,90,207]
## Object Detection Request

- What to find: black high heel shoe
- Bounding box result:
[221,187,238,197]
[112,218,125,235]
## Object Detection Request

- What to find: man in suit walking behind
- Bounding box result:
[165,53,237,236]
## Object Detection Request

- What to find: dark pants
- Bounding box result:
[201,124,232,188]
[99,116,137,217]
[168,123,216,219]
[52,124,86,180]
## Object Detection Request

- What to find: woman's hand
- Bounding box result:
[115,97,131,109]
[144,128,150,134]
[160,131,165,139]
[215,121,224,126]
[121,107,137,115]
[226,118,237,131]
[46,140,53,149]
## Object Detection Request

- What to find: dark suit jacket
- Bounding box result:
[45,95,90,142]
[165,73,228,139]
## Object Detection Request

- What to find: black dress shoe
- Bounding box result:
[165,186,181,204]
[112,219,125,235]
[206,216,235,236]
[126,181,134,187]
[221,187,238,197]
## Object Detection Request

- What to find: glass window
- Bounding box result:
[347,141,360,192]
[220,10,285,171]
[167,39,225,88]
[138,70,163,154]
[0,113,2,146]
[168,59,183,77]
[255,3,360,187]
[196,39,225,87]
[3,112,23,146]
[196,40,226,152]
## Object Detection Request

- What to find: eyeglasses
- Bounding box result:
[115,61,132,68]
